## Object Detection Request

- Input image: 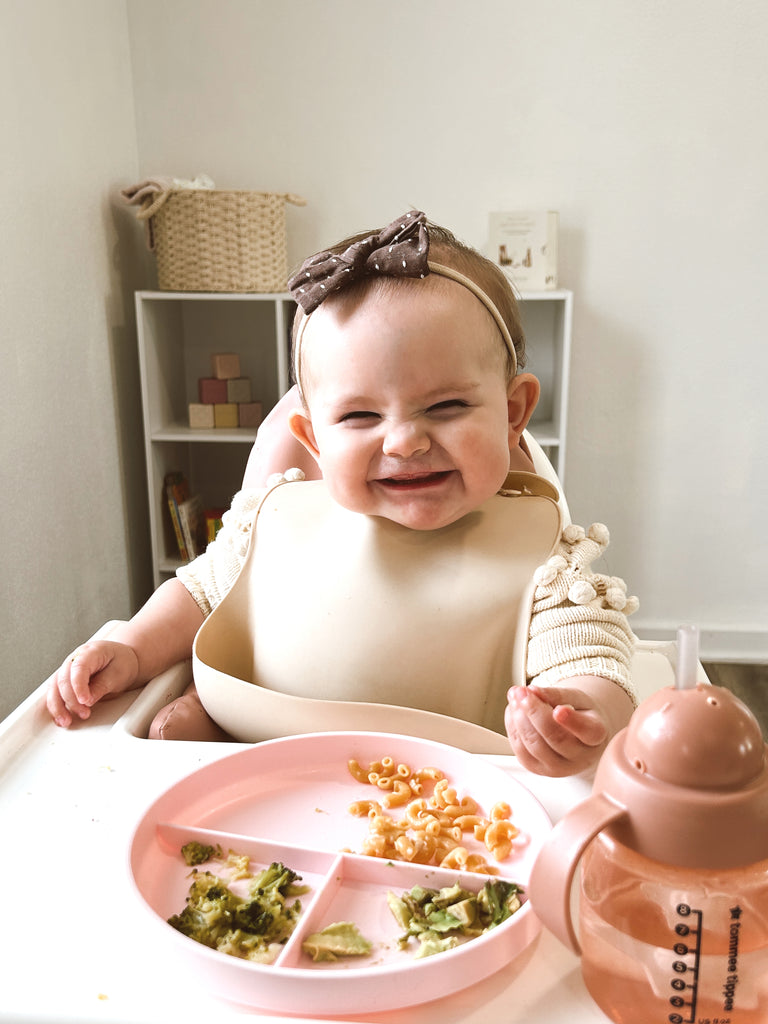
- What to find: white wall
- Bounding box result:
[126,0,768,661]
[0,0,151,718]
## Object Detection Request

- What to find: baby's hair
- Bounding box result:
[290,218,526,398]
[426,223,526,373]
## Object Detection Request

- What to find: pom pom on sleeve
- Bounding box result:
[526,523,640,704]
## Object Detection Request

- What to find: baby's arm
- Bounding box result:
[46,577,204,727]
[505,675,634,777]
[508,522,640,776]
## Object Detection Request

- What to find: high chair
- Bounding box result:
[523,430,570,520]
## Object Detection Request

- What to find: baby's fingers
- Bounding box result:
[67,649,101,705]
[506,689,575,775]
[552,703,607,748]
[46,674,74,727]
[46,644,114,727]
[46,663,92,727]
[526,684,607,748]
[518,690,581,751]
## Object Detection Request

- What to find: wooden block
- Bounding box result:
[211,352,241,380]
[188,403,215,428]
[226,377,252,403]
[198,377,228,403]
[213,402,239,428]
[238,401,263,428]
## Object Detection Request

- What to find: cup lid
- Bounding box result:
[595,683,768,868]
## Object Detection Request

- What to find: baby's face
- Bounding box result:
[292,277,519,530]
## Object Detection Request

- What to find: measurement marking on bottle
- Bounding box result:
[667,903,702,1024]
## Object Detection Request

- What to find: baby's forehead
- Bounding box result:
[299,281,505,396]
[294,270,515,407]
[309,273,496,337]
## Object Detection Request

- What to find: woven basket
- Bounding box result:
[139,189,305,293]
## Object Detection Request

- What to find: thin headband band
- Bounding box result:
[425,261,518,372]
[288,211,519,388]
[291,260,518,389]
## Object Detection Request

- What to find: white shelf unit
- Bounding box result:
[518,289,572,483]
[136,288,572,589]
[136,291,294,587]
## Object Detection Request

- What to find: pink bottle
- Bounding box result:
[528,626,768,1023]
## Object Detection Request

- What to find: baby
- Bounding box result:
[46,211,638,776]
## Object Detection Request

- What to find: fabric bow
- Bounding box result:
[288,210,430,314]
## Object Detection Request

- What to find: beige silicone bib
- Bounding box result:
[194,472,562,752]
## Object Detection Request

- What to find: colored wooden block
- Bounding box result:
[188,402,215,428]
[226,377,252,403]
[238,401,263,428]
[213,402,239,428]
[211,352,241,380]
[198,377,228,403]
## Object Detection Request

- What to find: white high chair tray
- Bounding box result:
[129,731,551,1016]
[0,631,696,1024]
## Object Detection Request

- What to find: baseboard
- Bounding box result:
[633,622,768,664]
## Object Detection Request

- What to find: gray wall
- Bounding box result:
[0,0,151,718]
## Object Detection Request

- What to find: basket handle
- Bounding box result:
[134,188,176,252]
[135,189,174,222]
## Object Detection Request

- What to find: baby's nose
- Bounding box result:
[381,420,431,458]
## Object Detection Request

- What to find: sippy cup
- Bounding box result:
[528,626,768,1024]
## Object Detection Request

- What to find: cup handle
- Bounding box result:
[528,792,628,954]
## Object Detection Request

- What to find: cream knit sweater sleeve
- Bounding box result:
[176,487,267,617]
[177,470,308,616]
[526,523,640,705]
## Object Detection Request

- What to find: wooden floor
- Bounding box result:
[702,662,768,738]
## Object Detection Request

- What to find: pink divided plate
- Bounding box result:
[129,731,551,1015]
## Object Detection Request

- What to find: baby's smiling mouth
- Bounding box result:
[375,470,453,490]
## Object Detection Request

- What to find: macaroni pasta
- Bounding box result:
[346,756,520,873]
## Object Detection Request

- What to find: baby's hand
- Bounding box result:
[46,641,141,728]
[504,684,611,777]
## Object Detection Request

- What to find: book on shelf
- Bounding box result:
[178,494,208,560]
[164,472,210,562]
[164,471,190,561]
[488,210,559,291]
[205,507,226,543]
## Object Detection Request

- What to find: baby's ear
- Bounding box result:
[507,373,540,443]
[288,408,321,461]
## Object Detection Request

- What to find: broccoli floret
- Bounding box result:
[167,861,308,963]
[224,850,252,880]
[180,840,223,866]
[167,871,242,948]
[249,861,307,899]
[216,929,284,964]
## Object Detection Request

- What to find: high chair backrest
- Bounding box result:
[524,431,570,522]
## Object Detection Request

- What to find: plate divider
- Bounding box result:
[275,851,348,968]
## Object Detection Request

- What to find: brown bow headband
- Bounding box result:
[288,210,429,314]
[288,211,518,379]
